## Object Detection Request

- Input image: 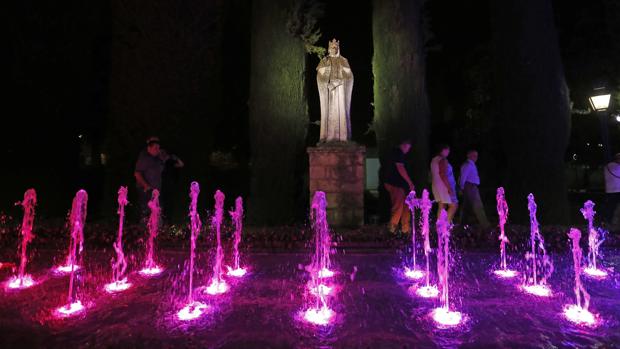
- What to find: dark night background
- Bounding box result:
[5,0,620,225]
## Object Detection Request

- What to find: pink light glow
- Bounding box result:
[6,275,35,290]
[431,307,463,327]
[104,278,132,293]
[204,279,229,295]
[404,267,424,280]
[583,267,608,278]
[563,304,597,326]
[177,301,208,321]
[226,266,247,277]
[522,284,552,297]
[54,301,85,318]
[53,264,81,275]
[302,306,334,326]
[317,268,334,278]
[309,283,332,296]
[138,266,164,277]
[415,285,439,298]
[493,269,518,278]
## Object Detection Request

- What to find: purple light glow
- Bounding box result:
[317,268,334,278]
[302,306,334,326]
[404,267,424,280]
[104,278,132,293]
[53,264,81,275]
[138,266,164,277]
[177,301,208,321]
[493,269,518,278]
[309,283,332,296]
[583,267,608,278]
[6,275,35,290]
[431,307,463,327]
[415,285,439,298]
[522,284,552,297]
[563,304,597,326]
[54,301,85,318]
[204,279,229,295]
[226,266,247,277]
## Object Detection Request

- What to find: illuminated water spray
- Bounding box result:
[55,190,88,317]
[404,191,423,280]
[105,187,131,293]
[177,182,208,321]
[226,197,247,277]
[302,191,335,325]
[139,190,164,276]
[580,201,607,278]
[563,228,598,326]
[522,194,553,297]
[6,189,37,290]
[205,190,228,295]
[493,187,517,278]
[415,189,439,298]
[431,209,464,326]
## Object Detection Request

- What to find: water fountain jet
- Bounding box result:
[204,190,228,295]
[104,187,132,293]
[414,190,439,298]
[403,190,424,280]
[6,189,37,290]
[522,194,553,297]
[580,201,608,279]
[564,228,598,326]
[139,190,164,277]
[493,187,517,278]
[226,197,247,277]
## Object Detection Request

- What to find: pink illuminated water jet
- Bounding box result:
[414,190,438,298]
[55,190,88,317]
[105,187,132,293]
[580,201,607,279]
[226,197,247,278]
[522,194,553,297]
[563,228,598,326]
[493,187,517,278]
[177,182,208,321]
[6,189,37,290]
[301,191,335,326]
[430,209,464,327]
[204,190,228,296]
[139,190,164,277]
[404,190,424,279]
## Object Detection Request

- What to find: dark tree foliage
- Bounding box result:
[248,0,309,224]
[372,0,431,189]
[491,0,570,223]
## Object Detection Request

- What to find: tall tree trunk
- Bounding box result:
[372,0,430,189]
[491,0,570,223]
[248,0,308,224]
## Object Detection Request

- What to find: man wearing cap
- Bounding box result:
[134,137,184,219]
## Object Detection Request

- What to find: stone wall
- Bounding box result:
[308,143,366,227]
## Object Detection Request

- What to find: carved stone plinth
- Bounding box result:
[308,143,365,227]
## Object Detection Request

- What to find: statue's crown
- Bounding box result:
[328,38,340,50]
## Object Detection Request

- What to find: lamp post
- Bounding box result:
[589,86,612,162]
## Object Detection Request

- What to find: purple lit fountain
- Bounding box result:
[493,187,517,278]
[6,189,37,290]
[54,190,88,318]
[301,191,335,326]
[104,187,132,293]
[226,197,247,277]
[177,182,208,321]
[139,189,164,277]
[564,228,598,326]
[580,200,607,278]
[415,189,439,298]
[403,190,423,280]
[430,209,465,327]
[522,193,553,297]
[204,190,229,295]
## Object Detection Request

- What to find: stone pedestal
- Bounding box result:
[308,143,366,227]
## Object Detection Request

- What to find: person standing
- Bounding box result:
[458,150,490,229]
[384,139,415,234]
[134,137,184,220]
[603,153,620,225]
[431,144,458,223]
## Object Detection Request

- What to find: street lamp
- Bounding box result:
[589,86,612,162]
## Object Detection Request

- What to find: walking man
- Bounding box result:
[458,149,489,229]
[384,139,415,234]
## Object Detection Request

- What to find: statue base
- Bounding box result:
[308,142,366,227]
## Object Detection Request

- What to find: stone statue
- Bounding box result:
[317,39,354,142]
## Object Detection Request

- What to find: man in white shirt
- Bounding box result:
[458,150,490,228]
[603,153,620,224]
